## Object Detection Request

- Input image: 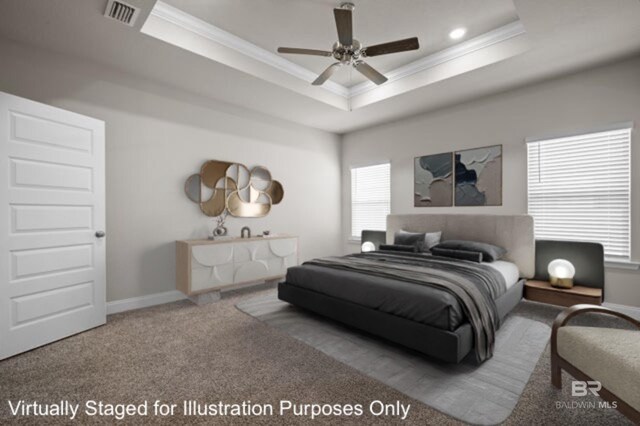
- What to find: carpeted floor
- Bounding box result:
[0,286,634,425]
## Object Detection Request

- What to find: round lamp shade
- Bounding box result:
[548,259,575,288]
[361,241,376,252]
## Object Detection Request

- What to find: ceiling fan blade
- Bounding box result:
[353,61,388,85]
[312,63,342,86]
[333,8,353,46]
[277,47,333,57]
[364,37,420,57]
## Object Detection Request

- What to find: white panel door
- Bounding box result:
[0,92,106,360]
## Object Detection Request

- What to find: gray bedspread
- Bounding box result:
[286,252,507,362]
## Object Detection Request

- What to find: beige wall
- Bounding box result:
[2,37,638,308]
[0,40,342,302]
[342,56,640,307]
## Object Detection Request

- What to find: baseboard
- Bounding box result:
[107,290,186,315]
[603,302,640,321]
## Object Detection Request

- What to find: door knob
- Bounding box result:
[95,231,106,238]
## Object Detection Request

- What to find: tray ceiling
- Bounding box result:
[142,1,529,110]
[1,0,640,133]
[161,0,520,87]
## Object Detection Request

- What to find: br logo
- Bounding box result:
[572,380,602,397]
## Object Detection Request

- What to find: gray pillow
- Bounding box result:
[394,230,442,252]
[431,247,483,263]
[379,244,417,253]
[433,240,506,262]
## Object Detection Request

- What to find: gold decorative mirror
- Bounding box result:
[184,160,284,218]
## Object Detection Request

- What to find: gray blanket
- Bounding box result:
[304,252,507,362]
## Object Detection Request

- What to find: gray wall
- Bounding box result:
[0,39,342,302]
[2,37,639,309]
[342,56,640,307]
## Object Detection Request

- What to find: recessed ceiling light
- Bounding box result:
[449,28,467,40]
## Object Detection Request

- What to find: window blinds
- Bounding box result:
[527,127,632,260]
[351,163,390,239]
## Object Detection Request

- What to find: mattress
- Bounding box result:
[285,258,520,332]
[486,260,520,290]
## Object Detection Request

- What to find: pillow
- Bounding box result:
[423,232,442,251]
[393,230,442,252]
[431,247,483,263]
[433,240,506,262]
[379,244,418,253]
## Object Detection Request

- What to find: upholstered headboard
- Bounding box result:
[387,214,535,278]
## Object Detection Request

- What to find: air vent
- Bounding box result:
[104,0,140,26]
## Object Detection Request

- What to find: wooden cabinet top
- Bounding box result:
[177,235,297,246]
[525,280,602,297]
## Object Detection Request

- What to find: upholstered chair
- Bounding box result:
[551,304,640,423]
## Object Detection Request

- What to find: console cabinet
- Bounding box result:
[176,236,298,298]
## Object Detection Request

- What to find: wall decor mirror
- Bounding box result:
[184,174,202,203]
[250,166,271,190]
[184,160,284,218]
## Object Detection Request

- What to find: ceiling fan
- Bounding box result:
[277,2,420,86]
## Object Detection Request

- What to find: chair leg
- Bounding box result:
[551,356,562,388]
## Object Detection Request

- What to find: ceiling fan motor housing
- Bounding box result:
[333,39,362,63]
[340,2,355,11]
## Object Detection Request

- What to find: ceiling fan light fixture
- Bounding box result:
[449,27,467,40]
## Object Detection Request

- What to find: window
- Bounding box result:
[351,163,390,239]
[527,126,632,261]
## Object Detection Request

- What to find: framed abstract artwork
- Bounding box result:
[454,145,502,206]
[414,152,453,207]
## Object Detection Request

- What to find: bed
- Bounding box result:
[278,214,535,363]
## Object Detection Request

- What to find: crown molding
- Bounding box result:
[150,1,350,98]
[349,21,527,97]
[148,2,525,102]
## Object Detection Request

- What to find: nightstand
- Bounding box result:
[525,280,603,307]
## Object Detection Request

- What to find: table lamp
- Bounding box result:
[548,259,575,288]
[361,241,376,252]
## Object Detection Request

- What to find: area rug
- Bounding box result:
[237,292,550,425]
